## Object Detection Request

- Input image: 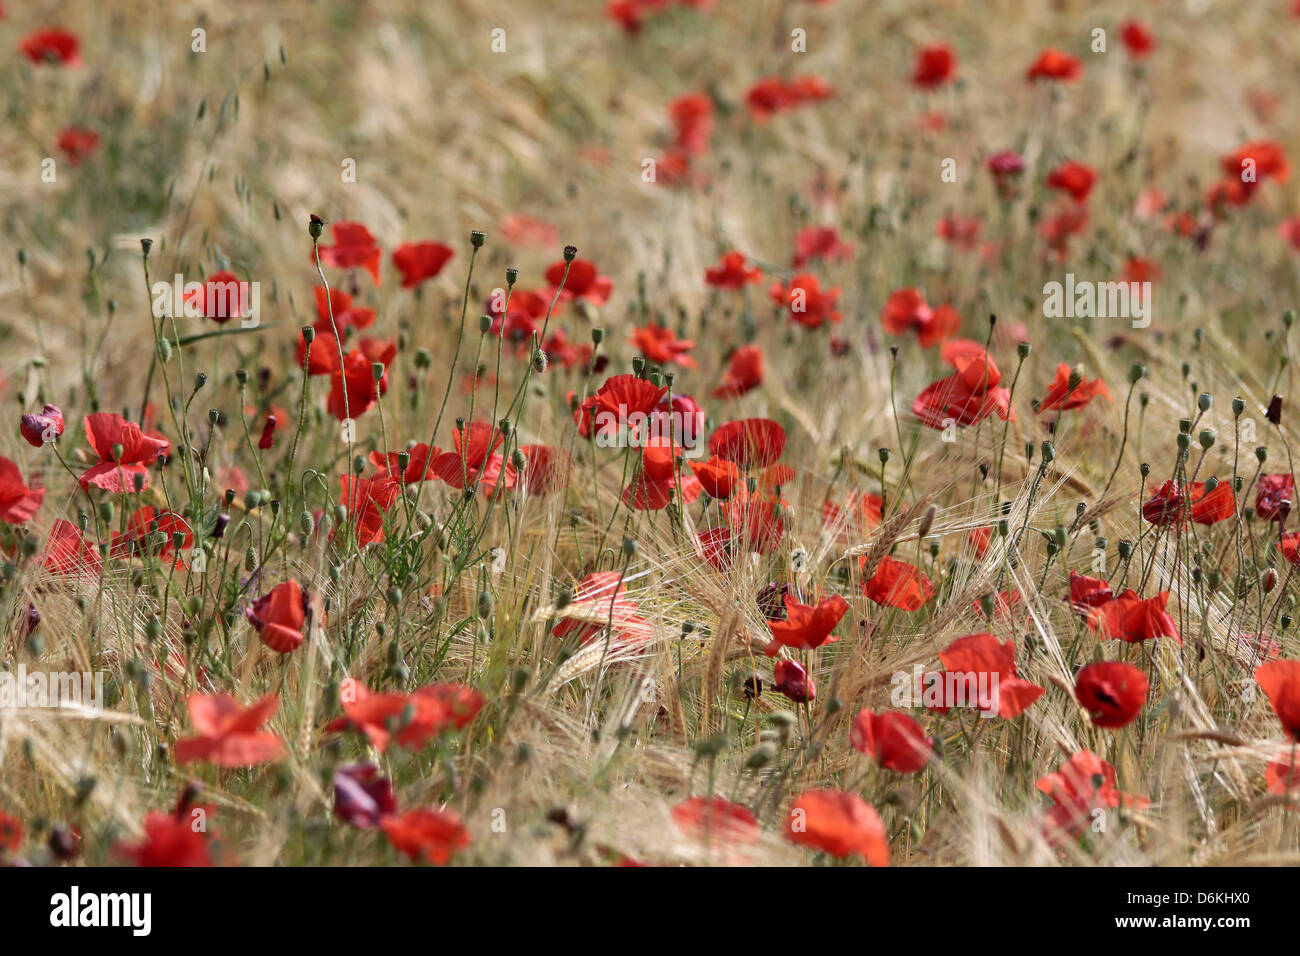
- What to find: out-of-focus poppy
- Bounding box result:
[174,693,287,767]
[382,808,471,864]
[318,222,382,284]
[392,240,454,289]
[850,709,933,772]
[862,555,934,611]
[784,789,889,865]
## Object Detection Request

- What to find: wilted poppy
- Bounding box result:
[1256,473,1294,521]
[0,457,43,525]
[20,403,64,447]
[333,763,398,829]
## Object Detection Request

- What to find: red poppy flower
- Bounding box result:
[1281,217,1300,251]
[0,457,43,525]
[20,403,64,447]
[113,507,193,564]
[1037,751,1148,841]
[785,789,889,865]
[1045,161,1097,202]
[792,226,852,268]
[431,420,516,494]
[1037,363,1111,412]
[246,580,309,653]
[0,809,21,856]
[770,273,841,328]
[1267,758,1300,797]
[1026,47,1082,82]
[705,251,761,289]
[773,658,816,702]
[513,444,570,496]
[822,492,884,534]
[967,526,992,559]
[545,259,613,305]
[1068,570,1113,612]
[708,418,786,469]
[1120,20,1154,57]
[862,555,935,611]
[745,76,831,119]
[1141,480,1234,526]
[392,240,454,289]
[382,808,471,864]
[987,149,1025,177]
[327,339,395,420]
[669,92,714,155]
[695,527,732,571]
[574,373,668,439]
[318,222,382,284]
[500,214,557,247]
[174,693,286,767]
[880,288,962,346]
[913,345,1013,429]
[850,709,933,772]
[19,27,81,66]
[1256,473,1294,521]
[1281,533,1300,565]
[632,322,696,368]
[672,797,759,844]
[541,328,593,371]
[182,270,251,323]
[912,43,956,88]
[1074,661,1149,728]
[726,490,787,552]
[1088,590,1181,644]
[338,473,400,546]
[1256,660,1300,739]
[975,589,1022,617]
[333,763,398,829]
[622,470,703,510]
[332,679,485,753]
[685,455,737,499]
[370,443,436,484]
[712,344,764,399]
[79,412,169,493]
[936,633,1044,718]
[43,519,102,577]
[550,572,653,648]
[119,810,214,867]
[936,214,982,250]
[56,127,99,166]
[765,593,848,656]
[1220,139,1290,185]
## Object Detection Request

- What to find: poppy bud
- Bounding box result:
[478,314,492,335]
[245,547,257,572]
[212,513,229,538]
[140,238,153,256]
[1283,614,1294,631]
[622,537,637,557]
[1203,476,1218,493]
[1199,429,1215,449]
[477,590,493,618]
[471,230,486,248]
[979,594,995,618]
[20,403,65,446]
[1177,433,1191,452]
[1017,342,1031,360]
[1268,395,1283,425]
[371,362,385,383]
[1197,393,1213,412]
[1263,568,1278,593]
[1232,397,1245,418]
[1040,441,1056,462]
[591,328,604,345]
[133,472,146,493]
[299,511,314,537]
[386,587,403,606]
